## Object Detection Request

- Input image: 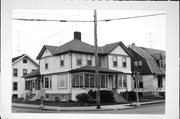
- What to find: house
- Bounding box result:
[12,54,39,98]
[23,31,132,101]
[128,43,165,97]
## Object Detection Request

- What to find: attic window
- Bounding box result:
[23,58,27,63]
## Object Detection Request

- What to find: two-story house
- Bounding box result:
[128,43,165,97]
[12,54,39,98]
[24,31,132,101]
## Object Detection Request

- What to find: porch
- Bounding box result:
[70,66,129,101]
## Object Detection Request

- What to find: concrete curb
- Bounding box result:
[12,100,165,112]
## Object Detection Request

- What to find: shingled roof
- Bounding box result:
[128,45,165,75]
[12,54,38,67]
[12,54,26,63]
[36,39,131,59]
[70,66,123,74]
[22,69,41,78]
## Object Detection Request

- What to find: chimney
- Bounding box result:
[132,43,135,47]
[74,31,81,41]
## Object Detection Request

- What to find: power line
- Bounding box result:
[12,12,166,23]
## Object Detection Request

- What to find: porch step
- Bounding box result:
[27,94,36,101]
[112,91,127,103]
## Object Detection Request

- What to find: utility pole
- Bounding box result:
[94,9,101,109]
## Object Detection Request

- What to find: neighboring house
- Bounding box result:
[12,54,39,98]
[128,43,165,97]
[24,31,132,101]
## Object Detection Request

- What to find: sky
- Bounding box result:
[12,9,166,60]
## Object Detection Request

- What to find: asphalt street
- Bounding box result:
[12,103,165,114]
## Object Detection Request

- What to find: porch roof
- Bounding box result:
[69,66,123,74]
[22,69,41,78]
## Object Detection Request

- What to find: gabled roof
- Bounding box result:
[36,45,58,59]
[128,45,165,75]
[36,39,132,59]
[102,41,133,57]
[70,66,123,74]
[12,54,38,67]
[22,69,40,78]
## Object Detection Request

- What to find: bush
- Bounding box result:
[121,91,137,102]
[55,97,60,102]
[88,90,114,103]
[76,93,90,105]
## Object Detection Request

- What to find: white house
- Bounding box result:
[128,44,165,97]
[12,54,39,98]
[24,31,132,101]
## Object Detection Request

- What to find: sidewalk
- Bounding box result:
[12,100,165,111]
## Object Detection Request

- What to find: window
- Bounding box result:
[113,56,118,67]
[60,55,64,67]
[45,58,48,69]
[87,55,92,66]
[123,76,127,88]
[158,76,163,88]
[42,76,51,89]
[32,69,36,72]
[118,76,122,88]
[122,57,127,67]
[23,69,27,76]
[138,61,142,69]
[76,54,82,66]
[57,75,67,89]
[13,68,18,77]
[12,94,18,99]
[134,76,143,88]
[23,58,27,63]
[72,73,95,88]
[134,61,138,66]
[159,60,164,68]
[118,75,127,88]
[13,82,18,91]
[100,75,106,88]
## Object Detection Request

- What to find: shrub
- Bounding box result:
[76,93,90,105]
[55,97,60,102]
[88,90,114,103]
[121,91,137,102]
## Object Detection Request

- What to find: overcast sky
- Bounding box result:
[12,9,166,60]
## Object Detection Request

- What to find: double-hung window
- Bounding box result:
[113,56,118,67]
[138,61,142,69]
[87,55,92,66]
[60,55,65,67]
[13,68,18,77]
[13,82,18,91]
[23,69,27,76]
[122,57,127,67]
[45,58,48,69]
[76,54,82,66]
[57,74,67,89]
[42,76,51,89]
[118,75,127,88]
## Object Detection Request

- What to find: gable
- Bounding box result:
[41,49,52,58]
[13,56,38,68]
[110,45,128,56]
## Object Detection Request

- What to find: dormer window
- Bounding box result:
[23,58,27,63]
